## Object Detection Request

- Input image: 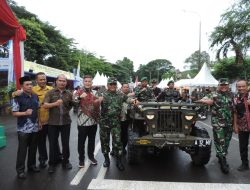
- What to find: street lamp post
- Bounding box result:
[183,10,201,70]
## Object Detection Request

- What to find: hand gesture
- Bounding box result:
[140,88,146,93]
[98,96,104,103]
[13,89,23,97]
[132,99,139,106]
[25,109,33,116]
[247,99,250,105]
[80,92,87,98]
[128,92,135,97]
[234,126,239,134]
[55,99,63,107]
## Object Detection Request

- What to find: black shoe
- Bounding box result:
[62,162,72,170]
[89,157,98,165]
[110,150,114,156]
[28,166,40,172]
[116,157,125,171]
[103,155,110,167]
[56,156,63,164]
[39,161,47,168]
[17,172,26,179]
[237,163,249,171]
[79,161,85,168]
[48,165,56,173]
[219,157,229,174]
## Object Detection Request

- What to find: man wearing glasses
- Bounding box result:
[198,78,234,174]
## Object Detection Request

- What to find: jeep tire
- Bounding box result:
[191,147,211,166]
[190,125,211,166]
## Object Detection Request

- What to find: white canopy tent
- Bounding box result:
[158,77,174,89]
[93,71,107,86]
[92,71,122,89]
[175,79,193,87]
[191,63,218,87]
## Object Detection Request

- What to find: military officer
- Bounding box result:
[134,77,154,102]
[134,77,154,136]
[198,78,234,174]
[157,80,180,102]
[151,79,161,98]
[98,77,135,171]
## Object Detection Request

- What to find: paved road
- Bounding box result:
[0,112,250,190]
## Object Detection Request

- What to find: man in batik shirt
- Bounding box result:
[74,75,100,168]
[233,79,250,171]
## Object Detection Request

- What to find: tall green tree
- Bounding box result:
[209,0,250,65]
[136,59,174,82]
[114,57,134,83]
[184,50,210,71]
[80,52,113,77]
[19,18,50,64]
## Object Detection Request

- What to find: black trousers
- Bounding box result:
[16,132,38,174]
[78,124,97,162]
[48,125,71,166]
[238,131,250,164]
[37,124,62,163]
[121,120,129,149]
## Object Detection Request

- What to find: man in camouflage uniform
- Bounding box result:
[134,77,154,102]
[134,77,154,136]
[151,79,162,98]
[99,77,135,171]
[199,78,234,174]
[157,80,180,102]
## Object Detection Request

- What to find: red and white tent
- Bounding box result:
[0,0,26,89]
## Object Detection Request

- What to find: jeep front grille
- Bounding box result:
[157,110,182,133]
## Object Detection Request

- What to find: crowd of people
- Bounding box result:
[11,73,250,179]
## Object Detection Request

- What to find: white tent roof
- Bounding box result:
[92,72,122,88]
[157,77,174,89]
[93,71,107,86]
[191,63,218,87]
[175,79,193,87]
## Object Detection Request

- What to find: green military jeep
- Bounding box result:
[127,102,211,166]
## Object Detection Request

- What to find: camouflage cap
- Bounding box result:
[151,79,157,83]
[218,78,229,85]
[107,77,117,84]
[167,80,175,85]
[140,77,148,82]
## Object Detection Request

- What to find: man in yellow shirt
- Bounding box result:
[13,72,62,168]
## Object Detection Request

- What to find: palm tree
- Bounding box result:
[209,0,250,65]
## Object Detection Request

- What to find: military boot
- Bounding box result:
[237,162,249,171]
[116,156,125,171]
[103,154,110,167]
[219,157,229,174]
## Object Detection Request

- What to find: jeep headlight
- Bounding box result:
[146,114,155,120]
[185,115,194,120]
